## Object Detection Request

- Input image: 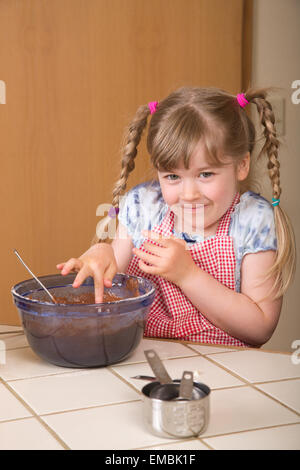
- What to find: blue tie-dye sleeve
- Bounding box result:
[118,184,143,245]
[118,180,167,248]
[230,191,277,292]
[240,192,277,256]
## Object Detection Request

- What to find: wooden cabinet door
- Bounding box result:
[0,0,251,324]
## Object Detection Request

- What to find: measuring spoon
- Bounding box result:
[144,349,201,401]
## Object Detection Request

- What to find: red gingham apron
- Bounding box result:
[127,192,248,346]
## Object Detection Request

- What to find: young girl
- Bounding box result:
[56,86,296,347]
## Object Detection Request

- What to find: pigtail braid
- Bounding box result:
[91,104,150,244]
[244,88,296,300]
[245,89,281,200]
[111,104,150,207]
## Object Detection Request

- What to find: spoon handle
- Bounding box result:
[131,375,157,382]
[179,371,194,400]
[13,249,57,304]
[144,349,173,384]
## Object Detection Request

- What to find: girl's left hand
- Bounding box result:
[132,230,196,286]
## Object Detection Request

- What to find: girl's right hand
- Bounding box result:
[56,243,118,303]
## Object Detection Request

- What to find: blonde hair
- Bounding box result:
[93,86,296,301]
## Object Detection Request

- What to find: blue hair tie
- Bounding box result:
[272,197,280,206]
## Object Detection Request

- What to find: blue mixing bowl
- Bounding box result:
[11,273,155,368]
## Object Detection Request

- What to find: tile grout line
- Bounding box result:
[254,376,300,384]
[106,352,299,443]
[109,352,201,369]
[249,384,300,417]
[185,344,300,383]
[184,343,239,355]
[3,369,99,383]
[196,437,215,450]
[0,398,143,425]
[37,399,143,419]
[1,371,143,420]
[107,366,144,395]
[201,354,300,417]
[118,421,300,450]
[150,337,293,356]
[164,338,293,356]
[0,332,25,338]
[0,331,295,356]
[0,330,23,336]
[196,351,300,420]
[182,349,300,412]
[200,421,300,441]
[181,346,254,385]
[135,437,213,451]
[3,344,299,415]
[1,334,299,447]
[0,377,70,450]
[2,365,120,383]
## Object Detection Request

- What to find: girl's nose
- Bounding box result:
[181,180,200,201]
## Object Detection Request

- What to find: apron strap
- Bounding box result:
[215,192,240,237]
[152,208,174,236]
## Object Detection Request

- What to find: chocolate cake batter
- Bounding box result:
[52,292,121,304]
[27,278,139,304]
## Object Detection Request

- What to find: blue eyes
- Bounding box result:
[165,174,180,181]
[201,172,213,178]
[164,172,213,181]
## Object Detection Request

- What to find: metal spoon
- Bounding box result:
[178,371,194,400]
[150,371,196,401]
[144,349,172,384]
[13,249,57,304]
[131,375,157,382]
[144,349,198,401]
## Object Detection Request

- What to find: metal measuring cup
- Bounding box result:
[141,349,211,438]
[149,370,197,401]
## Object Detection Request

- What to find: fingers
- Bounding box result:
[142,230,170,247]
[72,265,90,288]
[69,263,105,303]
[138,259,159,276]
[93,274,104,304]
[133,247,158,266]
[143,242,163,257]
[103,279,112,288]
[103,262,117,288]
[72,266,105,303]
[58,258,83,276]
[56,251,117,304]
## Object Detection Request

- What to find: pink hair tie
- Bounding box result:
[148,101,159,114]
[236,93,249,108]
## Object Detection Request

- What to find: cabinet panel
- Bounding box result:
[0,0,248,324]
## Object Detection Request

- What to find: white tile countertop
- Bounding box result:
[0,324,300,450]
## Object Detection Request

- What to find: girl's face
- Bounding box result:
[157,140,250,236]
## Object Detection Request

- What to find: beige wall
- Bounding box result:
[251,0,300,351]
